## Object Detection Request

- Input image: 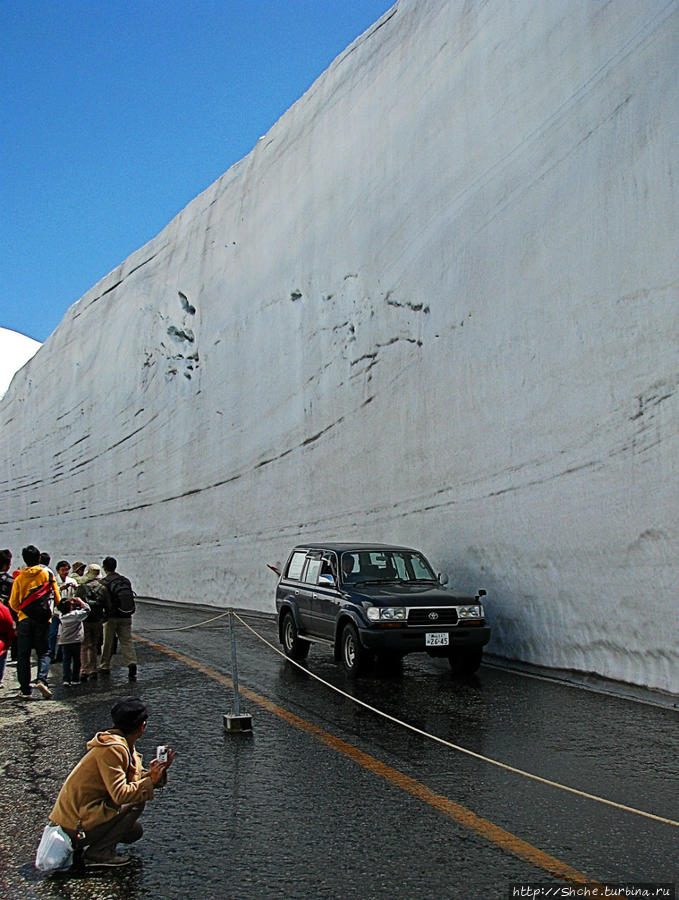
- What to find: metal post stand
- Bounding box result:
[223,610,253,733]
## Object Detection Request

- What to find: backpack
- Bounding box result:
[81,580,110,624]
[107,575,136,616]
[19,575,55,623]
[0,572,13,604]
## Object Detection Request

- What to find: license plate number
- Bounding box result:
[425,632,449,647]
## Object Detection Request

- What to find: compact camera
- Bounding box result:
[156,745,168,762]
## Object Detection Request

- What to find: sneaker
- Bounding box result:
[63,681,72,686]
[19,690,33,699]
[34,680,53,700]
[128,664,137,682]
[83,852,131,867]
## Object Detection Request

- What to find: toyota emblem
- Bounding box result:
[428,611,439,620]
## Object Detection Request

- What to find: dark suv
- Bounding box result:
[275,543,490,676]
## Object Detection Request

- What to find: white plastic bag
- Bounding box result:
[35,823,73,872]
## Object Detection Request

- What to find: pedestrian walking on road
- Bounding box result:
[98,557,138,681]
[57,595,90,685]
[51,561,77,662]
[48,697,175,867]
[9,545,60,699]
[75,564,109,681]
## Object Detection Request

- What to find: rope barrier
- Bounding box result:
[231,612,679,829]
[136,602,678,828]
[135,600,274,633]
[136,610,232,632]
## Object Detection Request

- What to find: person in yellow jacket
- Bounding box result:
[9,544,60,699]
[49,696,175,867]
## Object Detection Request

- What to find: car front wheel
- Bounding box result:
[340,622,372,676]
[280,610,310,660]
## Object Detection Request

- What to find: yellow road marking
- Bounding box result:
[136,635,597,885]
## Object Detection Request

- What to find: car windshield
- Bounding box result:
[340,550,437,584]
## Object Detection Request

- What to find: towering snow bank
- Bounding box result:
[1,0,677,693]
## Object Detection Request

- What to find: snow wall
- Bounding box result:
[2,0,678,694]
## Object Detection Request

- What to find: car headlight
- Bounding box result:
[366,606,407,621]
[457,605,483,618]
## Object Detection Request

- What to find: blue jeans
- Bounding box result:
[16,618,51,694]
[48,615,62,660]
[0,649,7,684]
[61,642,82,683]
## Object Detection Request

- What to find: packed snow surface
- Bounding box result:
[1,0,677,694]
[0,328,40,399]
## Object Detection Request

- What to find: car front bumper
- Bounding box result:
[358,625,491,653]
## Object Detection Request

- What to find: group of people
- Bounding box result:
[3,545,178,872]
[0,544,138,699]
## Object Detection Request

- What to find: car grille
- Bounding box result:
[407,607,458,626]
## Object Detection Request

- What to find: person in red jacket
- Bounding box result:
[0,599,17,689]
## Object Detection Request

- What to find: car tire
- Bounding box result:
[280,610,310,660]
[340,622,372,677]
[448,646,483,676]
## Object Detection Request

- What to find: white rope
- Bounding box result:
[139,610,232,632]
[233,612,679,829]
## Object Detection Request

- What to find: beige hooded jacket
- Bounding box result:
[49,729,155,831]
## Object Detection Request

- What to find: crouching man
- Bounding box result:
[48,697,175,867]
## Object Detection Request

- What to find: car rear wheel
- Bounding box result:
[340,622,372,676]
[448,646,483,676]
[280,610,310,660]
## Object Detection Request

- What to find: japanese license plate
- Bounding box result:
[425,632,449,647]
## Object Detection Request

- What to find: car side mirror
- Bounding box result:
[437,572,449,586]
[318,574,335,585]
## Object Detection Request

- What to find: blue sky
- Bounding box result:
[1,0,393,343]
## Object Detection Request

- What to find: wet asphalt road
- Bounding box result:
[1,599,677,900]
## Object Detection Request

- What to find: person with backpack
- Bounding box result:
[9,545,61,699]
[75,564,110,682]
[98,557,137,682]
[0,548,14,605]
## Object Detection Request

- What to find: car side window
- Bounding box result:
[305,557,322,584]
[286,551,308,581]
